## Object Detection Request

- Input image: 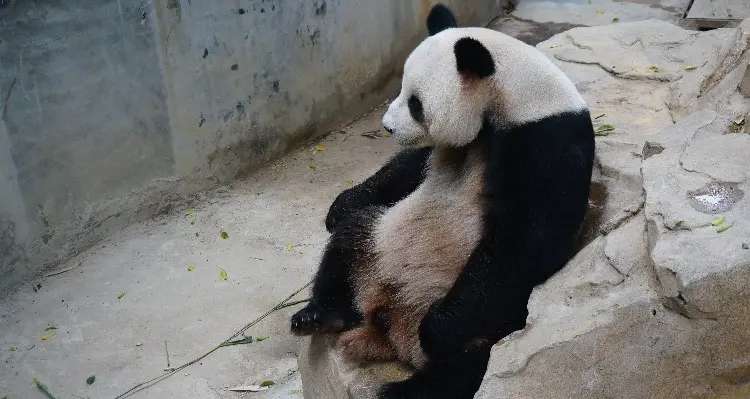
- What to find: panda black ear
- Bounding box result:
[427,4,457,36]
[454,37,495,79]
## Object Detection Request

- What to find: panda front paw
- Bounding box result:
[290,304,346,336]
[325,188,368,232]
[325,188,359,232]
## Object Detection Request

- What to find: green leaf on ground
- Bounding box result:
[717,224,732,233]
[34,378,55,399]
[595,124,615,135]
[188,264,196,271]
[220,231,229,239]
[260,380,275,387]
[86,375,96,385]
[711,216,725,226]
[219,269,228,280]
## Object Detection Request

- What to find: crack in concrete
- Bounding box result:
[553,43,624,79]
[676,120,730,182]
[652,264,719,321]
[678,158,720,181]
[698,25,750,97]
[624,37,644,48]
[569,36,593,50]
[661,293,718,321]
[663,101,676,123]
[554,53,680,83]
[599,196,645,236]
[603,247,626,279]
[2,77,16,120]
[650,210,692,231]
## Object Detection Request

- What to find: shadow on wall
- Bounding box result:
[0,0,506,295]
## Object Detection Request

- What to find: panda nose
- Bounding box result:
[383,125,394,134]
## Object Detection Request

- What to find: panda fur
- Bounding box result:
[291,4,595,399]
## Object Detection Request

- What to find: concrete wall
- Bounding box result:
[0,0,501,295]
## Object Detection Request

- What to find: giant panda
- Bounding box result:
[291,4,595,398]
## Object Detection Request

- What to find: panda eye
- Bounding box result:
[407,94,425,123]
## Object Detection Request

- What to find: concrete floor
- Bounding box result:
[0,109,400,399]
[1,0,700,398]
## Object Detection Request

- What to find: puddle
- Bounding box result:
[687,182,744,214]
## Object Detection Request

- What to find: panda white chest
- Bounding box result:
[373,147,486,306]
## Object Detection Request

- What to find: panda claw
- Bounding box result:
[291,304,345,335]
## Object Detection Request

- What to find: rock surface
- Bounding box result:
[298,20,750,398]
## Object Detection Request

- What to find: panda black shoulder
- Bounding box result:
[482,107,594,231]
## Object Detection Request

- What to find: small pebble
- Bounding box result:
[743,243,749,250]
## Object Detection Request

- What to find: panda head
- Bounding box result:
[382,4,498,148]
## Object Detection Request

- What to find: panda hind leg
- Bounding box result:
[336,296,404,363]
[337,325,397,363]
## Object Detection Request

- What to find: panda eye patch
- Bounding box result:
[408,94,425,123]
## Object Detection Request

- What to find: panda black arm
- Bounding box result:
[325,147,432,232]
[418,112,595,361]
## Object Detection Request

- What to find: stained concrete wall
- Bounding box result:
[0,0,502,295]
